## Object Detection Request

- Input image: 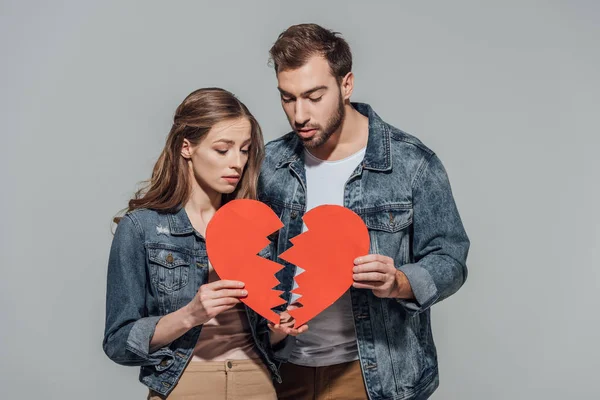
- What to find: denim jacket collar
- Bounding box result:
[168,207,195,235]
[275,102,392,172]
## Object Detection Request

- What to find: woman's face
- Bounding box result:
[182,117,252,197]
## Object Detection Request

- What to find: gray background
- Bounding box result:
[1,1,598,399]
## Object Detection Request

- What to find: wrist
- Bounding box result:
[181,304,200,329]
[393,270,414,299]
[269,329,288,345]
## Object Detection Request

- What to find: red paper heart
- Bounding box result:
[206,199,370,327]
[279,205,370,327]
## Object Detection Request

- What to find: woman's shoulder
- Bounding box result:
[122,208,173,233]
[125,207,159,219]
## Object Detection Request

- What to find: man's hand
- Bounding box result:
[352,254,414,299]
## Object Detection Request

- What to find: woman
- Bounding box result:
[102,88,293,399]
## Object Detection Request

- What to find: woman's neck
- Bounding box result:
[184,179,222,236]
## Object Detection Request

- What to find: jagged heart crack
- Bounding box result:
[206,200,370,327]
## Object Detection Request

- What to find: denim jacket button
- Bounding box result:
[166,253,174,263]
[291,211,298,219]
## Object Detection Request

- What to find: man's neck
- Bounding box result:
[307,104,369,161]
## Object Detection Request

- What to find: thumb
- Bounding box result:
[286,302,303,311]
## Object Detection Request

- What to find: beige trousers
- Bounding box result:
[148,359,277,400]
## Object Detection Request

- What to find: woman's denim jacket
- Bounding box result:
[102,208,280,397]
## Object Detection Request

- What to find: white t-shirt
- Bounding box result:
[289,147,366,367]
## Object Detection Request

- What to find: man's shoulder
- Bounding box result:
[265,131,296,150]
[385,123,435,158]
[357,101,435,158]
[263,131,297,164]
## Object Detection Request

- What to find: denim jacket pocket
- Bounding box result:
[363,206,413,233]
[362,205,413,266]
[147,244,191,293]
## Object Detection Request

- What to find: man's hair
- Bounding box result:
[269,23,352,83]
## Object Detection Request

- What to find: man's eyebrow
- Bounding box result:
[277,85,328,98]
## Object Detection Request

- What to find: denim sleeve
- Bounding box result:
[398,154,470,314]
[102,214,174,366]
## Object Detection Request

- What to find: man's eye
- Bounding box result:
[309,96,323,103]
[281,97,294,103]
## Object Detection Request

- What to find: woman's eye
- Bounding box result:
[241,148,250,155]
[215,149,228,155]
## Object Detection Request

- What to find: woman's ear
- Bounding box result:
[181,138,193,159]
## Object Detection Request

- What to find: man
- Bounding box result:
[259,23,470,400]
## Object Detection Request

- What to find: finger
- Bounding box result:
[271,323,308,336]
[299,325,309,333]
[353,272,387,282]
[279,319,296,328]
[207,297,242,307]
[268,324,286,334]
[286,302,304,311]
[278,312,293,324]
[202,281,242,294]
[219,280,246,289]
[209,280,245,290]
[352,282,383,290]
[287,325,309,336]
[354,254,377,265]
[352,262,388,274]
[355,254,391,265]
[211,289,248,298]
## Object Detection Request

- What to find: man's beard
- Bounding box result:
[297,95,345,149]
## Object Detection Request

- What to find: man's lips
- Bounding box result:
[297,128,318,138]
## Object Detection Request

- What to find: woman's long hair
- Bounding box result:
[115,88,264,223]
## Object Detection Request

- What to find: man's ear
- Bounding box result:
[341,72,354,100]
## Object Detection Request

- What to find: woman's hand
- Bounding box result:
[268,303,308,345]
[184,280,248,327]
[150,280,246,352]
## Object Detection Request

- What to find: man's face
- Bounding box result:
[276,56,345,149]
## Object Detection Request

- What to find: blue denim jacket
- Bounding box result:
[258,103,470,400]
[102,208,280,396]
